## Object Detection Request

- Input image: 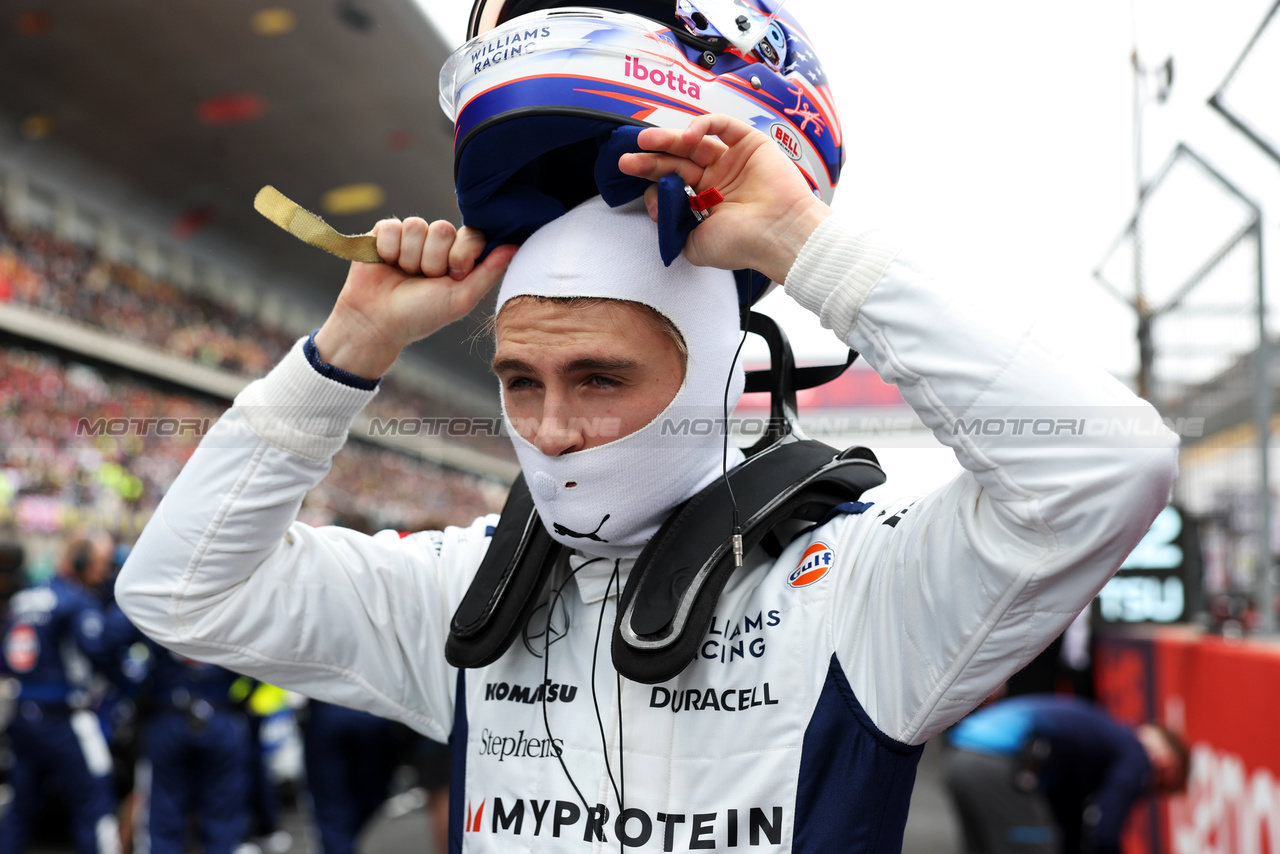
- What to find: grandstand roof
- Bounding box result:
[0,1,499,390]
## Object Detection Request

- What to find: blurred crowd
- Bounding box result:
[0,211,514,458]
[0,343,503,540]
[0,217,287,376]
[0,210,515,544]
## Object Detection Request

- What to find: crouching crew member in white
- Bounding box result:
[116,114,1178,852]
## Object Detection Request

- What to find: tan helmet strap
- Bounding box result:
[253,186,381,264]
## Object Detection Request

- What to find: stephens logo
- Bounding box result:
[788,542,833,588]
[478,728,564,762]
[623,56,702,99]
[4,624,38,673]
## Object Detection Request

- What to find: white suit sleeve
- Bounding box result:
[784,214,1179,745]
[114,339,490,742]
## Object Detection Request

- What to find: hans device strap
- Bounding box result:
[445,474,561,669]
[613,438,884,683]
[445,438,885,682]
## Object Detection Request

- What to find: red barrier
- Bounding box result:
[1096,627,1280,854]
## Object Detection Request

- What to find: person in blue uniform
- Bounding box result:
[302,699,402,854]
[0,531,120,854]
[103,607,252,854]
[0,542,23,616]
[944,695,1189,854]
[237,678,291,853]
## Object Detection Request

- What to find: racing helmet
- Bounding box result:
[439,0,843,305]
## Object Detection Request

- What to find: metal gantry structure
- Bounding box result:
[1095,144,1271,632]
[1094,0,1280,633]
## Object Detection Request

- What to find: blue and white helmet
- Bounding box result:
[440,0,843,303]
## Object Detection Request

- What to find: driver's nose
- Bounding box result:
[533,391,585,456]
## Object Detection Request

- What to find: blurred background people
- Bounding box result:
[102,607,251,854]
[944,695,1189,854]
[300,701,401,854]
[405,734,450,854]
[0,531,119,854]
[0,544,23,616]
[233,677,295,854]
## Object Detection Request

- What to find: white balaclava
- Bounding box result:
[496,196,746,559]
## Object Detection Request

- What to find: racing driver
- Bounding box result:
[116,114,1178,852]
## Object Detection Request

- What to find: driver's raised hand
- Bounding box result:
[617,113,831,284]
[314,218,517,380]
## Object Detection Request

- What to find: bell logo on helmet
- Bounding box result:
[769,123,802,161]
[788,542,833,588]
[624,56,701,100]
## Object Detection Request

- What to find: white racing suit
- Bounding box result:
[116,215,1178,852]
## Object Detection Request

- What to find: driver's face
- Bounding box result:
[493,299,685,456]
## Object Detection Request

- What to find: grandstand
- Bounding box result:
[0,0,524,573]
[0,197,511,570]
[0,191,517,460]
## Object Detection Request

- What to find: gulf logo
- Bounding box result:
[789,542,834,588]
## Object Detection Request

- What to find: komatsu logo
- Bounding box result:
[484,679,578,704]
[465,797,784,848]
